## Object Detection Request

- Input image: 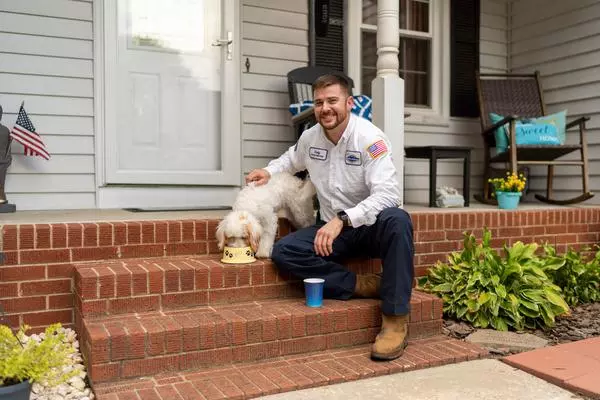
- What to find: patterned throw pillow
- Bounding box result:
[489,110,566,153]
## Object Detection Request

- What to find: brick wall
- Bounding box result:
[1,208,599,331]
[412,208,600,276]
[0,220,224,330]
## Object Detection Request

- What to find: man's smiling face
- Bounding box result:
[313,83,353,132]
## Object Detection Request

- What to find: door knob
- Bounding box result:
[211,31,233,60]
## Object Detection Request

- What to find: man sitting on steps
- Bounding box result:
[245,74,414,361]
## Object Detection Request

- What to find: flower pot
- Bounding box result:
[496,191,522,210]
[0,380,31,400]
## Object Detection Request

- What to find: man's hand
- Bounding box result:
[314,217,344,257]
[246,169,271,186]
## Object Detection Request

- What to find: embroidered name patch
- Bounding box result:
[309,147,328,161]
[345,150,362,166]
[366,139,388,159]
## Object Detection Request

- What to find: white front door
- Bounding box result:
[103,0,240,186]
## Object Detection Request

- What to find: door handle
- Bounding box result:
[211,31,233,60]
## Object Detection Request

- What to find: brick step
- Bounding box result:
[1,218,294,266]
[92,336,488,400]
[81,295,443,384]
[74,255,381,318]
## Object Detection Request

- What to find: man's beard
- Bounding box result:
[318,110,346,131]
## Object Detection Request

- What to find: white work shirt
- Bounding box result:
[264,114,402,228]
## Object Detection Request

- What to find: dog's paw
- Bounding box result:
[255,248,272,259]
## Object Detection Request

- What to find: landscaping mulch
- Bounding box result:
[532,302,600,345]
[443,302,600,346]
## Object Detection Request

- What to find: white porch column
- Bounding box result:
[371,0,405,206]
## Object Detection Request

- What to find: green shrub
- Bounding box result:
[0,323,77,387]
[541,244,600,307]
[418,229,570,331]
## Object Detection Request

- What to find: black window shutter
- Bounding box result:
[309,0,345,72]
[450,0,480,117]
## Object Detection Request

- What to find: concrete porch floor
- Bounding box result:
[1,202,598,224]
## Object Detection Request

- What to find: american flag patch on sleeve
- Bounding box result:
[366,139,388,159]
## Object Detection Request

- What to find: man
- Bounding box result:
[246,74,414,361]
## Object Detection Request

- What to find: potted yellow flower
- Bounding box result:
[488,172,527,210]
[0,323,77,400]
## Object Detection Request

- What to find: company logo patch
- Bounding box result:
[345,150,362,166]
[366,139,388,159]
[309,147,328,161]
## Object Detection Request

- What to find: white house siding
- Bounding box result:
[240,0,309,174]
[0,0,509,210]
[403,0,509,204]
[510,0,600,204]
[0,0,95,210]
[240,0,510,205]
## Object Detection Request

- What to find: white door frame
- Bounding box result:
[93,0,242,208]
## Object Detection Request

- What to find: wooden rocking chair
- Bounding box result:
[474,71,594,205]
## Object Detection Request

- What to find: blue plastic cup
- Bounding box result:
[304,278,325,307]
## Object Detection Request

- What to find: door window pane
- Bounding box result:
[129,0,207,53]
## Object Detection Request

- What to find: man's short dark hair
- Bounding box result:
[312,73,351,96]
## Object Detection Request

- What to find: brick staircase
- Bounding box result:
[66,218,488,399]
[13,208,594,398]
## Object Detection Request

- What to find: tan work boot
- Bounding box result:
[371,314,409,361]
[354,274,381,298]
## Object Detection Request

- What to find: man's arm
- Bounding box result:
[344,139,402,227]
[264,137,307,177]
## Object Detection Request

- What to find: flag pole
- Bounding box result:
[6,101,25,158]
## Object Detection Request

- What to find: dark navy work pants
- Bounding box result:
[271,207,414,316]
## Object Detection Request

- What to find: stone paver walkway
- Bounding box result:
[503,337,600,399]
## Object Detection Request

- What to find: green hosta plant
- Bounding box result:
[418,229,570,331]
[0,323,77,387]
[541,244,600,307]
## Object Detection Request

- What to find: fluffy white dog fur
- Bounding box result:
[215,173,317,258]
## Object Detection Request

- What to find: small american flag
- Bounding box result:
[367,139,388,159]
[10,103,50,160]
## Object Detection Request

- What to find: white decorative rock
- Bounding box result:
[32,383,43,394]
[57,385,69,396]
[69,376,86,392]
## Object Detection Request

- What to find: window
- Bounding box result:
[347,0,448,118]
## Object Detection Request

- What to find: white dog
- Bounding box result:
[215,173,317,259]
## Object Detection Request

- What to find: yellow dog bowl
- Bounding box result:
[221,246,256,264]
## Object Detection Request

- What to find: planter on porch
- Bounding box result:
[0,380,30,400]
[489,172,527,210]
[496,191,522,210]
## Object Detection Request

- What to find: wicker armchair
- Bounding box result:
[474,71,593,205]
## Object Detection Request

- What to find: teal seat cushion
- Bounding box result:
[489,110,566,153]
[489,113,510,153]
